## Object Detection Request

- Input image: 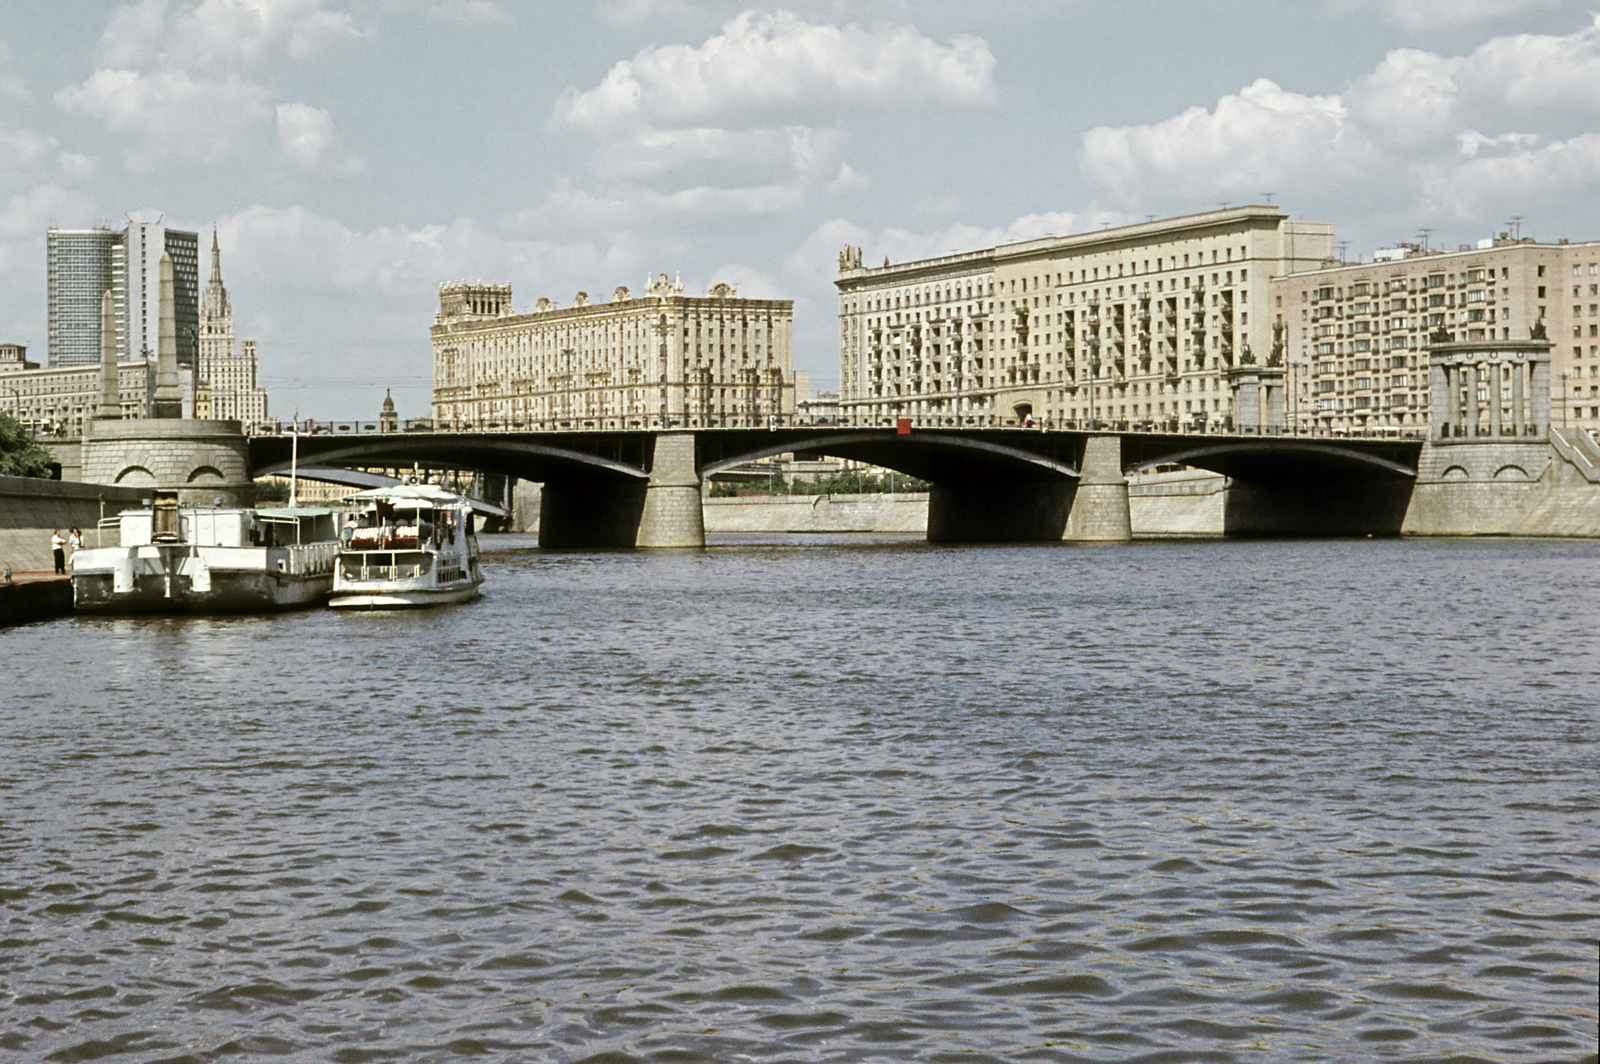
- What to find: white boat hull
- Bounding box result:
[72,542,338,615]
[328,582,482,610]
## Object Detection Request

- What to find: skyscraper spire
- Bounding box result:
[209,226,222,286]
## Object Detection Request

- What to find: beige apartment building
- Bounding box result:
[836,207,1336,429]
[1,343,153,433]
[1272,236,1600,433]
[431,274,797,430]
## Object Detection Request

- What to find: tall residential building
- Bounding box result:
[1271,235,1600,433]
[46,219,199,369]
[46,227,122,367]
[836,206,1335,429]
[196,229,268,424]
[431,274,796,429]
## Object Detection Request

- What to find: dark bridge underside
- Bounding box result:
[250,428,1425,541]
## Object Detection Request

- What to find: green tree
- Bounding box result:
[0,412,54,478]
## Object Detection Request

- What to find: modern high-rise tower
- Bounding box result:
[46,219,200,369]
[45,227,122,367]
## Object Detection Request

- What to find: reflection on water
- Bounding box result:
[2,536,1597,1062]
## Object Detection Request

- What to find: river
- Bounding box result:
[3,535,1597,1063]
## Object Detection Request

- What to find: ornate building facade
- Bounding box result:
[1271,236,1600,433]
[196,230,269,424]
[431,274,796,429]
[836,207,1336,429]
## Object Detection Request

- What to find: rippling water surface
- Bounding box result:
[3,535,1598,1063]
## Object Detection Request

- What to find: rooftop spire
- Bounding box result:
[209,226,222,286]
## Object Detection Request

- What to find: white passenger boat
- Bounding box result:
[328,483,484,609]
[72,492,342,614]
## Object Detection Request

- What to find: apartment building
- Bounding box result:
[432,274,796,429]
[836,207,1336,429]
[1273,236,1600,432]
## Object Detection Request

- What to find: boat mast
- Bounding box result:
[289,406,299,509]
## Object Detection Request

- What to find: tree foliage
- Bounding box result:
[0,412,54,478]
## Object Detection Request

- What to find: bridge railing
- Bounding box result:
[252,414,1427,442]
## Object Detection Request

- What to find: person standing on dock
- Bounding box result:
[51,530,66,575]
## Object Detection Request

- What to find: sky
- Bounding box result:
[2,0,1599,419]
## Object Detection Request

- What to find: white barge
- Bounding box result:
[71,493,342,614]
[328,484,484,609]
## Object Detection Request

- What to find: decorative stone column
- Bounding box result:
[1512,360,1525,436]
[1227,364,1285,435]
[1432,356,1453,438]
[1064,434,1131,541]
[1484,361,1497,435]
[1531,359,1550,435]
[1429,336,1550,443]
[636,432,705,547]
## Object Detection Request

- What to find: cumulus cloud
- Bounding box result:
[513,177,808,234]
[554,11,995,131]
[1078,15,1600,224]
[1333,0,1561,31]
[546,12,995,237]
[276,101,363,172]
[0,128,62,175]
[0,185,99,241]
[102,0,362,70]
[60,0,364,170]
[56,67,272,169]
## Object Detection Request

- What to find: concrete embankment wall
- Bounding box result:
[0,576,72,627]
[1129,470,1226,537]
[704,492,928,534]
[0,476,147,572]
[1402,431,1600,537]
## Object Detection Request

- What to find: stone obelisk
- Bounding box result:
[96,289,121,419]
[151,251,184,418]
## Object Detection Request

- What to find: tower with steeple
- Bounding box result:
[196,227,268,425]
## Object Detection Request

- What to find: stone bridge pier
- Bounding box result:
[538,432,706,548]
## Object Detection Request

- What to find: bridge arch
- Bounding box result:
[1124,439,1418,481]
[698,431,1080,483]
[250,435,650,483]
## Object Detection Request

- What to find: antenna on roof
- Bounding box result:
[1417,228,1432,251]
[1336,241,1350,262]
[1508,216,1524,239]
[1262,191,1276,204]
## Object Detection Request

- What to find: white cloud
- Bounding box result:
[1334,0,1561,31]
[102,0,362,70]
[56,67,271,170]
[1078,15,1600,225]
[0,185,99,241]
[276,101,363,172]
[1456,14,1600,110]
[1422,130,1600,216]
[1080,79,1372,206]
[546,12,992,238]
[61,0,365,171]
[421,0,507,22]
[514,177,807,234]
[553,11,996,132]
[0,127,62,175]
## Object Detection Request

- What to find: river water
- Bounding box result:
[2,535,1597,1063]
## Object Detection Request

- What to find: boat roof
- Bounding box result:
[345,484,469,507]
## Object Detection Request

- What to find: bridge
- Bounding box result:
[248,426,1426,547]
